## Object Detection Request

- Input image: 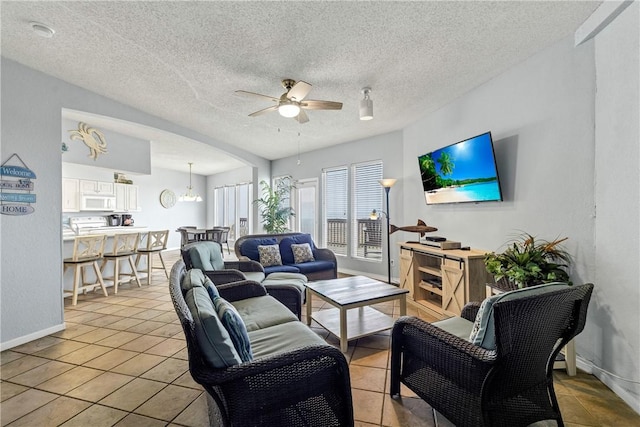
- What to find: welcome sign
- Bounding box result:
[1,154,37,216]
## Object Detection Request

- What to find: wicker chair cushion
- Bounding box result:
[181,268,220,300]
[231,295,298,332]
[248,321,328,359]
[279,234,316,264]
[291,243,315,264]
[470,282,570,349]
[432,316,474,340]
[186,241,225,271]
[240,238,278,262]
[185,286,241,368]
[258,244,283,267]
[214,297,253,362]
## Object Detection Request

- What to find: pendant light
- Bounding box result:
[179,162,203,202]
[360,87,373,120]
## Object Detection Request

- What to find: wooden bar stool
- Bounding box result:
[136,230,169,285]
[63,234,107,305]
[101,232,141,293]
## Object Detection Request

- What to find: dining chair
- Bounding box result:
[136,230,169,284]
[101,232,141,293]
[63,234,108,305]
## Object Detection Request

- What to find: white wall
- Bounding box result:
[1,58,269,349]
[272,131,404,281]
[592,1,640,409]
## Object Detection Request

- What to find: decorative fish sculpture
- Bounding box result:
[389,219,438,236]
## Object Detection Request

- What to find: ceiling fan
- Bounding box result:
[236,79,342,124]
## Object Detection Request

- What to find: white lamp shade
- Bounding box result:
[279,102,301,118]
[360,98,373,120]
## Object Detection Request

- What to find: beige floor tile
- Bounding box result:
[8,360,76,387]
[108,317,147,331]
[83,348,139,370]
[108,306,147,318]
[171,347,189,360]
[172,392,209,427]
[130,309,167,321]
[72,327,119,344]
[134,384,201,421]
[381,393,435,427]
[557,394,599,426]
[147,323,183,338]
[123,320,166,334]
[119,335,166,352]
[50,323,98,339]
[132,299,166,309]
[59,404,128,427]
[150,302,175,311]
[0,351,24,365]
[0,388,58,425]
[140,357,189,383]
[352,389,384,425]
[351,346,390,369]
[172,370,202,390]
[114,413,167,427]
[85,314,127,328]
[94,331,141,348]
[94,304,134,315]
[356,334,391,350]
[7,395,91,427]
[99,378,166,411]
[110,353,167,376]
[145,338,186,357]
[66,371,134,402]
[65,311,108,323]
[1,381,28,402]
[74,302,112,313]
[149,311,179,323]
[11,336,64,355]
[574,393,640,426]
[350,365,387,393]
[0,355,49,380]
[57,344,113,365]
[37,366,104,394]
[32,340,88,359]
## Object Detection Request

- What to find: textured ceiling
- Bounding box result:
[1,1,600,175]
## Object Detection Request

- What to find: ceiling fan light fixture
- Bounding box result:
[360,87,373,121]
[279,101,300,118]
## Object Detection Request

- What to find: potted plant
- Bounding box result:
[254,179,295,233]
[484,232,572,290]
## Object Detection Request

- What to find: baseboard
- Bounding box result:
[337,267,397,285]
[576,355,640,415]
[0,322,66,352]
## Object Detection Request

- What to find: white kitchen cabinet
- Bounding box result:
[62,178,80,212]
[80,179,114,195]
[115,183,141,212]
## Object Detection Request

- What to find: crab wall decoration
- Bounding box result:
[69,122,108,160]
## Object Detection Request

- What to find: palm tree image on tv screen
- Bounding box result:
[418,132,503,205]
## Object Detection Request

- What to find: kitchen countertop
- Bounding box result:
[63,226,149,241]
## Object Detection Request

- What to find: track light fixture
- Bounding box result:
[360,87,373,121]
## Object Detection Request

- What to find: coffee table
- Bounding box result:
[306,276,409,352]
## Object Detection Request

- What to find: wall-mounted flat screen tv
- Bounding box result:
[418,131,503,205]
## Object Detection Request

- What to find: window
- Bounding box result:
[323,167,348,256]
[351,161,383,259]
[214,182,253,239]
[294,178,318,241]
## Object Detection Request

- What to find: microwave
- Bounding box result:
[81,194,116,211]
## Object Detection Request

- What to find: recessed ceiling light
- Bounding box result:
[30,22,55,38]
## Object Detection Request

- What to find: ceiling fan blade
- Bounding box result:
[248,105,279,117]
[296,109,310,124]
[287,81,312,102]
[301,100,343,110]
[235,90,279,103]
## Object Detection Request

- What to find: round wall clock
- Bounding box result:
[160,189,176,209]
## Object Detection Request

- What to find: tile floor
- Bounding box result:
[2,250,639,426]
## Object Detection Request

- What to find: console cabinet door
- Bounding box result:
[442,263,465,316]
[399,247,415,300]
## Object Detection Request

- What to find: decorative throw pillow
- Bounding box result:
[203,277,220,301]
[258,244,282,267]
[184,287,241,368]
[214,297,253,362]
[469,282,570,350]
[291,243,315,264]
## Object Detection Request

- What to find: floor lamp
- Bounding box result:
[379,178,397,284]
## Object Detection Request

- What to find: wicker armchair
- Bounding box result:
[390,283,594,427]
[182,241,265,285]
[169,260,354,426]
